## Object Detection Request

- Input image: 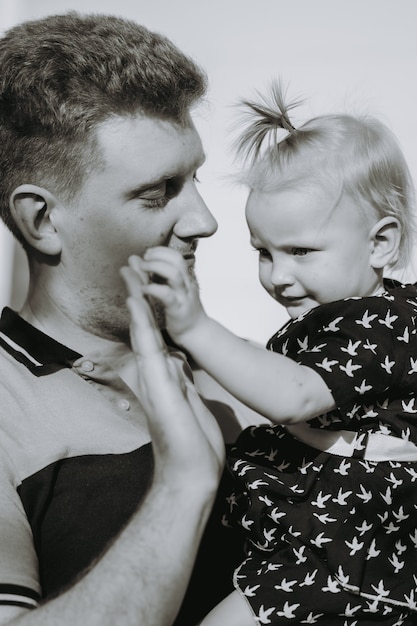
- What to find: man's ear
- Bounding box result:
[9,184,62,256]
[369,216,401,269]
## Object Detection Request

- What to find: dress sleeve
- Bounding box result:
[268,294,417,422]
[0,453,41,609]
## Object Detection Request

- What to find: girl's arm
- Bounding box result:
[128,249,335,424]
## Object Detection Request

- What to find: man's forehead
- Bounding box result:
[94,113,205,174]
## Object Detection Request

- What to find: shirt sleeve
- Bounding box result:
[268,294,417,422]
[0,453,41,609]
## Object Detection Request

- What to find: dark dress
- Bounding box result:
[225,281,417,625]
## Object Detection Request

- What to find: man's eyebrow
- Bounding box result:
[124,154,206,201]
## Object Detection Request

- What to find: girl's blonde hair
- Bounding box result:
[235,81,415,270]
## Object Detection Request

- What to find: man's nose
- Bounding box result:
[174,187,218,239]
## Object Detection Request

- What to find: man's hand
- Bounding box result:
[120,260,225,490]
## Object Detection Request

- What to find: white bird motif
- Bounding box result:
[336,565,350,586]
[237,464,257,476]
[362,405,378,418]
[340,359,362,377]
[378,310,398,329]
[300,612,325,624]
[359,461,376,473]
[363,339,377,353]
[380,486,392,505]
[334,458,351,476]
[345,536,364,555]
[397,326,410,343]
[316,357,339,372]
[263,527,277,543]
[386,474,403,489]
[247,448,268,457]
[366,538,381,559]
[311,532,332,548]
[341,340,361,356]
[332,488,352,505]
[243,584,260,597]
[409,529,417,548]
[354,379,373,395]
[299,569,318,586]
[311,491,332,508]
[259,494,274,507]
[405,467,417,482]
[248,479,269,490]
[274,578,297,592]
[381,356,395,374]
[264,472,284,483]
[395,540,407,554]
[270,507,286,523]
[402,398,417,413]
[264,449,278,462]
[298,459,314,474]
[231,459,246,472]
[293,545,307,564]
[370,579,390,598]
[357,484,372,503]
[384,522,400,534]
[321,576,340,593]
[313,512,337,524]
[408,357,417,374]
[323,317,344,332]
[388,552,404,573]
[241,515,255,530]
[344,603,362,616]
[297,336,309,352]
[265,563,284,572]
[355,521,373,536]
[403,589,417,610]
[309,342,327,353]
[276,601,300,619]
[356,310,378,328]
[256,604,276,624]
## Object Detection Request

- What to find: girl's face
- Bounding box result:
[246,185,384,319]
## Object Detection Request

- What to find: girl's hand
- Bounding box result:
[130,247,207,346]
[120,261,225,490]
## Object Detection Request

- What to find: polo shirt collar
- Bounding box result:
[0,307,81,375]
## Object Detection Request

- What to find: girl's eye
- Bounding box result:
[252,247,271,260]
[292,247,311,256]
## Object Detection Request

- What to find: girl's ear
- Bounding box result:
[369,216,401,269]
[9,184,62,256]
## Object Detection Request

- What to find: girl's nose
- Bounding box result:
[270,262,294,288]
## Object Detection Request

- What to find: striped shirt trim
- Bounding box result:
[0,331,43,367]
[0,585,40,609]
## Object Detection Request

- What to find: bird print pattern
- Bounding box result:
[224,281,417,625]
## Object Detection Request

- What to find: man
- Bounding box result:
[0,12,261,625]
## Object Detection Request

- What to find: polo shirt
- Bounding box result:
[0,308,243,624]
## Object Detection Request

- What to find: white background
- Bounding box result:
[1,0,416,344]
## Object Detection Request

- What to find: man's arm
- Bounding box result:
[0,279,225,626]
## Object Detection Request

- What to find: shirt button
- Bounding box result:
[118,399,131,411]
[81,360,95,372]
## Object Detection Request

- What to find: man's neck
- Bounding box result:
[18,298,131,362]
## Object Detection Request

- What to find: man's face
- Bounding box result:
[54,114,217,339]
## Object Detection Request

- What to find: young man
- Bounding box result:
[0,12,261,625]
